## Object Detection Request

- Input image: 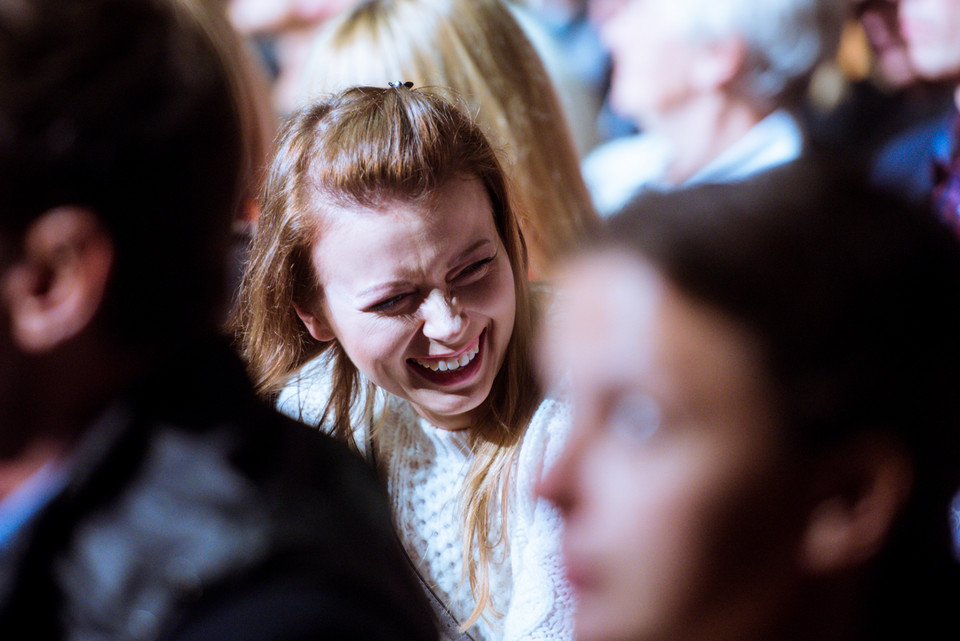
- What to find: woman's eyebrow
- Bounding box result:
[356,280,412,300]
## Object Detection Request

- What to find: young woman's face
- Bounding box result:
[300,176,516,430]
[537,251,807,641]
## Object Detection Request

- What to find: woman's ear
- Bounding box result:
[294,301,335,342]
[799,434,913,574]
[2,207,114,353]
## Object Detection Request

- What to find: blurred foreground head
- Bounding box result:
[0,0,244,350]
[538,160,960,641]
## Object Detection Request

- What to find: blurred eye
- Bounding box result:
[607,391,661,443]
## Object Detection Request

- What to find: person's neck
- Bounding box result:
[655,93,771,184]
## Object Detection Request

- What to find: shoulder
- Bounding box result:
[517,397,573,481]
[871,109,955,204]
[276,352,335,427]
[582,133,671,216]
[751,110,804,160]
[527,396,572,437]
[582,132,667,177]
[276,353,389,447]
[161,566,438,641]
[22,377,432,640]
[176,411,437,641]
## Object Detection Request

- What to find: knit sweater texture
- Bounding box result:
[278,354,575,641]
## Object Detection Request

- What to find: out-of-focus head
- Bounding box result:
[296,0,599,278]
[600,0,847,125]
[851,0,917,88]
[0,0,245,350]
[538,161,960,641]
[236,85,533,430]
[539,244,797,641]
[895,0,960,83]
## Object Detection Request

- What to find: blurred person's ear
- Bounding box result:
[294,302,336,342]
[799,434,913,574]
[2,207,113,353]
[691,35,747,92]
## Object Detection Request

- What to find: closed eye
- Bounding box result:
[454,255,495,284]
[367,292,413,314]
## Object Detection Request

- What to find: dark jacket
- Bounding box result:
[0,340,438,641]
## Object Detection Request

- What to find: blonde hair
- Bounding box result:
[297,0,599,279]
[233,85,542,628]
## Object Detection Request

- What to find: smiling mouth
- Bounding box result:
[408,331,485,384]
[413,339,480,372]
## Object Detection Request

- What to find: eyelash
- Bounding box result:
[456,255,495,281]
[369,293,412,313]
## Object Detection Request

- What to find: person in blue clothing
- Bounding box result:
[869,0,960,233]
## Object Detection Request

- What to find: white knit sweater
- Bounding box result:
[278,355,575,641]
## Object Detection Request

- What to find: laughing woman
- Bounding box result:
[233,85,574,641]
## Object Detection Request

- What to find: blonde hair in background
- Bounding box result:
[232,85,542,630]
[297,0,599,279]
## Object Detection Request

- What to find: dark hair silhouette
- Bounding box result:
[609,159,960,639]
[0,0,244,343]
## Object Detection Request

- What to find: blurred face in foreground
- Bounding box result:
[537,250,808,641]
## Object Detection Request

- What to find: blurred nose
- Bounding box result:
[421,289,465,342]
[536,418,587,516]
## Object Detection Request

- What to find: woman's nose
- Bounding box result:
[421,289,465,341]
[535,425,582,517]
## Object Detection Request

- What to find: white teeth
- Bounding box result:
[415,342,480,373]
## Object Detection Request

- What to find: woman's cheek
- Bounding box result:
[338,315,410,377]
[469,260,516,320]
